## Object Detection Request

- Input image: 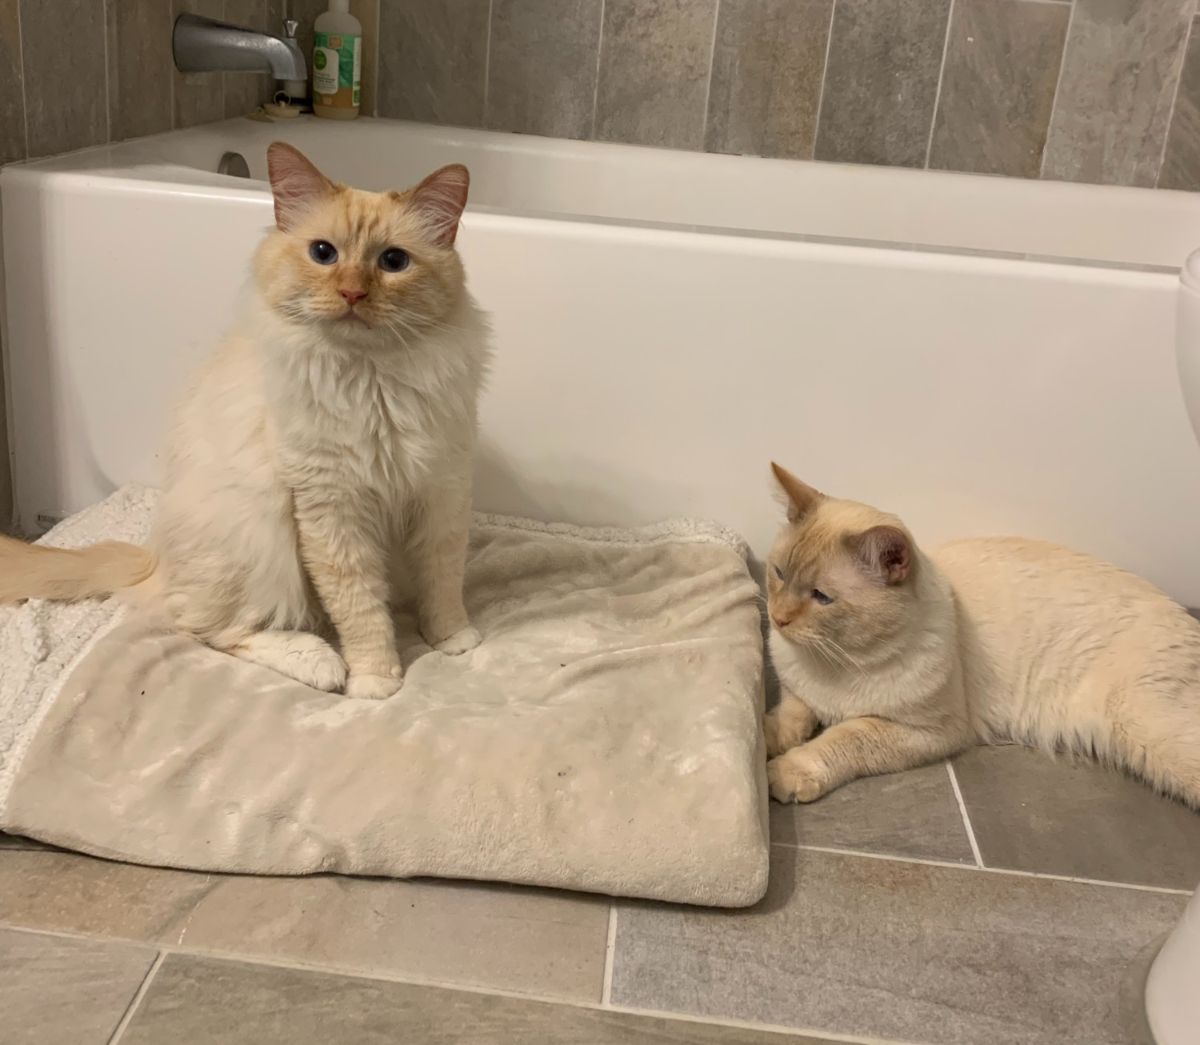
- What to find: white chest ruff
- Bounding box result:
[273,349,470,501]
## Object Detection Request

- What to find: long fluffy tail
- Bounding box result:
[0,534,156,603]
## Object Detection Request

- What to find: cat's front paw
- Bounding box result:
[346,672,403,700]
[767,750,829,803]
[435,625,481,656]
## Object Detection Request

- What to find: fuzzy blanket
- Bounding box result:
[0,486,769,907]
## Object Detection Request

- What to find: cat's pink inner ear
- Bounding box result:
[771,462,823,523]
[410,164,470,247]
[266,142,333,231]
[852,525,912,585]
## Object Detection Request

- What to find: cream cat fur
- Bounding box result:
[0,143,490,700]
[763,463,1200,808]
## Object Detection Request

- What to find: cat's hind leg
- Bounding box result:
[231,630,348,692]
[764,691,820,757]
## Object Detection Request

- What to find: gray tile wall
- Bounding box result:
[0,0,285,169]
[372,0,1200,190]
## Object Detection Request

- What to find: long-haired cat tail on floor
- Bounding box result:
[0,142,492,700]
[762,462,1200,809]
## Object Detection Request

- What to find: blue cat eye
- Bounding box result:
[378,247,410,273]
[771,564,784,580]
[811,589,833,605]
[308,240,338,265]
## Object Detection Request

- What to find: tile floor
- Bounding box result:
[2,744,1195,1044]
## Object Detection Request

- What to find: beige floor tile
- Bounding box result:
[123,953,842,1044]
[0,927,156,1044]
[0,850,216,941]
[175,872,611,1001]
[0,848,610,1002]
[611,846,1185,1045]
[953,745,1200,889]
[770,761,974,863]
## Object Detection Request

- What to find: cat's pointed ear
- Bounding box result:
[849,525,912,585]
[266,142,334,231]
[771,462,823,523]
[410,164,470,248]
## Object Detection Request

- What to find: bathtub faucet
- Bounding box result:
[172,13,307,83]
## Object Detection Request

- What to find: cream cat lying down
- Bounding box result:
[763,463,1200,808]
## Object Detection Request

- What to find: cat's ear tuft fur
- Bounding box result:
[771,462,823,523]
[850,525,912,585]
[410,164,470,248]
[266,142,334,232]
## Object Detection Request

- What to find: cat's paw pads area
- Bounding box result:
[299,650,350,693]
[346,673,404,700]
[435,626,481,656]
[767,752,827,804]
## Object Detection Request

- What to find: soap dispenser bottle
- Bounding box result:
[312,0,362,120]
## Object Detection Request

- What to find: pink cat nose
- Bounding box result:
[772,614,792,629]
[339,289,367,304]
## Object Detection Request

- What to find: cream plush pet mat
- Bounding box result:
[0,486,769,907]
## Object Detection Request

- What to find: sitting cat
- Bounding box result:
[763,462,1200,808]
[0,143,490,700]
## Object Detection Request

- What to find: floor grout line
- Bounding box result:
[601,902,617,1006]
[0,921,918,1045]
[944,760,984,867]
[106,950,165,1045]
[774,842,1194,895]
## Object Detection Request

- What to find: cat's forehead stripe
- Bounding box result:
[782,521,842,578]
[317,190,414,250]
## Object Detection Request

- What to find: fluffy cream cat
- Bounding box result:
[763,463,1200,808]
[0,143,490,700]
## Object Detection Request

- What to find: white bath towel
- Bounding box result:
[0,486,769,907]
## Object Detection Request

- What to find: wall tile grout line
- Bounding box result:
[168,0,177,133]
[769,841,1194,895]
[1154,5,1197,187]
[14,0,29,159]
[922,0,956,170]
[588,0,607,140]
[482,0,495,128]
[1038,0,1078,179]
[810,0,839,160]
[101,0,112,145]
[105,950,165,1045]
[368,0,381,117]
[601,903,617,1005]
[0,922,920,1045]
[944,760,983,866]
[699,0,722,151]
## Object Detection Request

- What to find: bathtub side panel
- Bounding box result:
[2,172,273,533]
[5,180,1199,605]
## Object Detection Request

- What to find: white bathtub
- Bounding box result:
[5,115,1200,606]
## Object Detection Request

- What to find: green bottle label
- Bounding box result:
[313,31,361,104]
